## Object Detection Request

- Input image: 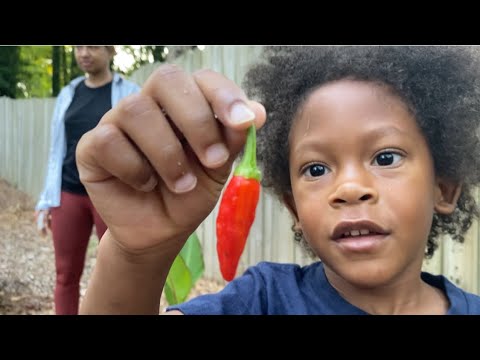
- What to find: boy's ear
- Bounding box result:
[282,191,299,223]
[434,178,462,215]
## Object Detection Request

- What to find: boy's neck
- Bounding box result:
[324,266,449,315]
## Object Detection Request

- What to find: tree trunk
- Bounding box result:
[69,47,82,82]
[61,46,68,87]
[152,46,164,62]
[52,46,61,96]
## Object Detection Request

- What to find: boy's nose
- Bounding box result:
[328,182,378,207]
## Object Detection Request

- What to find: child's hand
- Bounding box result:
[76,65,266,256]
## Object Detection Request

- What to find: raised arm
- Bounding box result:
[76,65,266,314]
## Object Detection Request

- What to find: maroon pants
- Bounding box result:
[50,191,107,315]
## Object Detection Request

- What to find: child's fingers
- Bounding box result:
[101,94,197,193]
[141,64,230,170]
[79,65,267,196]
[193,69,266,154]
[222,100,267,152]
[77,122,158,193]
[247,100,267,130]
[192,68,265,127]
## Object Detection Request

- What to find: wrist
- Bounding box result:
[81,230,185,314]
[99,230,185,267]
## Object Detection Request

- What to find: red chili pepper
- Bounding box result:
[216,124,261,281]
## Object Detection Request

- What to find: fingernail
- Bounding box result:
[139,176,158,192]
[174,173,197,193]
[205,143,229,167]
[229,102,255,125]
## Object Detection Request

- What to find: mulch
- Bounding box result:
[0,178,224,315]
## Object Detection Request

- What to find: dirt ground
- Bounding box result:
[0,178,224,315]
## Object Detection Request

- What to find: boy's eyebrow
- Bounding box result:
[292,125,409,153]
[366,126,409,139]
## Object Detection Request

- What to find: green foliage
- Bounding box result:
[17,46,52,98]
[0,46,53,98]
[0,46,191,99]
[164,256,192,305]
[52,46,82,96]
[113,46,167,76]
[0,46,174,98]
[179,232,204,283]
[0,46,20,98]
[164,232,204,305]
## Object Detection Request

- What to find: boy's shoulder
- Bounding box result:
[422,271,480,315]
[256,264,480,314]
[463,291,480,311]
[453,286,480,314]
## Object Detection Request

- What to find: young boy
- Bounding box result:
[77,46,480,314]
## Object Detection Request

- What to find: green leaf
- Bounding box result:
[164,232,204,305]
[165,255,192,305]
[179,232,204,283]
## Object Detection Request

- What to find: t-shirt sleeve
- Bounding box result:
[166,265,268,315]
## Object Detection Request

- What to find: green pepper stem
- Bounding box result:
[233,124,261,181]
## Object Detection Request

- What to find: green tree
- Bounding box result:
[3,46,185,98]
[0,46,20,98]
[51,46,82,97]
[113,46,169,75]
[18,46,52,98]
[0,46,53,99]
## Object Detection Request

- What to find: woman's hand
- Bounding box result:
[34,209,51,237]
[76,65,266,257]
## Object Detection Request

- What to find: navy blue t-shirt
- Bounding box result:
[168,261,480,314]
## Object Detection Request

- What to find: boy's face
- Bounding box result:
[287,80,440,289]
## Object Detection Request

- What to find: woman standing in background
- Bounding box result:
[35,46,140,314]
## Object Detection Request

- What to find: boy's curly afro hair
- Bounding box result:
[243,46,480,258]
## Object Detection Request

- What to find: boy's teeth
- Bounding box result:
[344,229,371,237]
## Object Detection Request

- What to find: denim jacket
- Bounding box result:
[35,73,140,210]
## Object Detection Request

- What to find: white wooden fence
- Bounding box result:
[0,97,56,200]
[1,46,479,292]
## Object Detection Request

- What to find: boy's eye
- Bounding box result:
[373,152,403,166]
[303,164,330,178]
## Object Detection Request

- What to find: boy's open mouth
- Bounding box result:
[331,220,390,252]
[331,220,389,240]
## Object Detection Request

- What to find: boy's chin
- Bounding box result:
[332,261,402,289]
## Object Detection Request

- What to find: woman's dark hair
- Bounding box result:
[244,46,480,258]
